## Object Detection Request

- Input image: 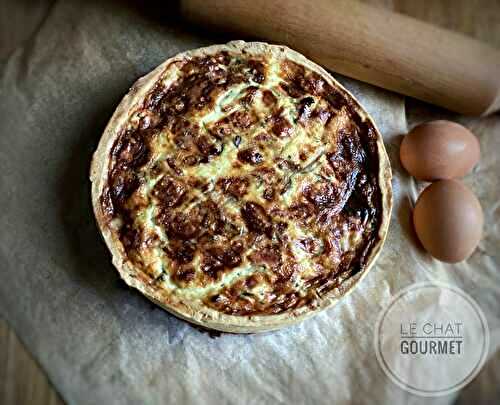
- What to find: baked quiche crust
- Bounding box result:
[90,41,392,333]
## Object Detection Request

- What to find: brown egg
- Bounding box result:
[401,120,480,181]
[413,180,483,263]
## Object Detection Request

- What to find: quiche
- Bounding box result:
[90,41,392,333]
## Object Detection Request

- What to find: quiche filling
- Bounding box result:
[100,49,382,316]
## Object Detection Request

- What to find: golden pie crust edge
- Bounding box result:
[90,41,393,333]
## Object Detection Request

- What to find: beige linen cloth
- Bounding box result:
[0,1,498,404]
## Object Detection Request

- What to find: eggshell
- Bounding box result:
[413,180,483,263]
[400,120,480,181]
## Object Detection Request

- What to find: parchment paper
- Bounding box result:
[0,1,499,404]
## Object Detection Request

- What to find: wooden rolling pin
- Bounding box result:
[180,0,500,116]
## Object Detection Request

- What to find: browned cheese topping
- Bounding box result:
[100,49,382,316]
